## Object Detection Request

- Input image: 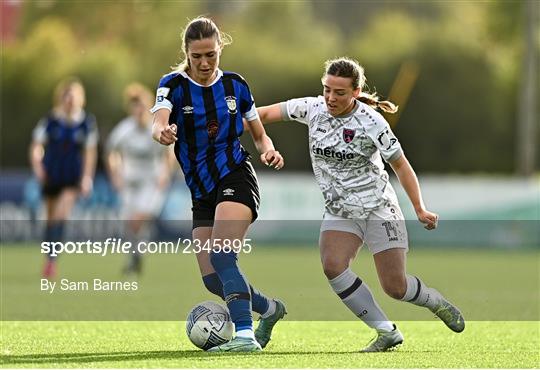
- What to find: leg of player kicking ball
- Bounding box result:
[206,202,262,352]
[195,227,285,348]
[320,231,404,352]
[373,249,465,333]
[196,226,274,315]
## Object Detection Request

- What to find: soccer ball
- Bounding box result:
[186,301,234,350]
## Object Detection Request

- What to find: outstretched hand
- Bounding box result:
[417,209,439,230]
[260,150,284,170]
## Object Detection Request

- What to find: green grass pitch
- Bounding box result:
[1,244,539,368]
[1,321,538,368]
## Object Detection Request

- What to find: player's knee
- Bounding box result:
[381,279,407,299]
[322,257,348,279]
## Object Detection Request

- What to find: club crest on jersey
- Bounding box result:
[206,120,219,140]
[225,96,237,114]
[343,128,356,143]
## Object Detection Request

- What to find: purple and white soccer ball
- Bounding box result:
[186,301,234,350]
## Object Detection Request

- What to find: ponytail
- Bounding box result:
[357,92,398,114]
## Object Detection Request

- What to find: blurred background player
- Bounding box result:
[106,82,175,275]
[257,57,465,352]
[29,77,98,279]
[151,17,286,352]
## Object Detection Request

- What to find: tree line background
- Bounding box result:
[2,0,538,174]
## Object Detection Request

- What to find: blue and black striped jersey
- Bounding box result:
[151,69,259,199]
[33,112,98,186]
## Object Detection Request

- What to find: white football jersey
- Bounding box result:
[282,96,403,219]
[107,117,167,184]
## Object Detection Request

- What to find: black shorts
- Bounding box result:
[42,182,79,197]
[192,160,260,229]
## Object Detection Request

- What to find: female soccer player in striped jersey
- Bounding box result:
[151,17,286,352]
[30,78,98,278]
[256,57,465,352]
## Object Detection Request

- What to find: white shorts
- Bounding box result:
[121,180,165,218]
[320,203,409,255]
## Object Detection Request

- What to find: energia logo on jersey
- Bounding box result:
[225,96,237,114]
[312,145,356,161]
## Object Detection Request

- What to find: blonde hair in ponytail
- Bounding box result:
[357,92,398,114]
[324,57,398,114]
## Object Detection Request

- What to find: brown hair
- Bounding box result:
[53,77,85,109]
[175,16,232,72]
[123,82,153,111]
[323,57,398,114]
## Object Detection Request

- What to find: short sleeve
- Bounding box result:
[85,114,99,148]
[243,96,259,122]
[365,110,403,163]
[285,97,319,126]
[234,76,258,122]
[150,75,175,113]
[32,118,48,144]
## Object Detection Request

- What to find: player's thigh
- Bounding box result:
[212,201,251,241]
[320,213,364,263]
[319,230,362,274]
[51,188,78,220]
[193,226,214,276]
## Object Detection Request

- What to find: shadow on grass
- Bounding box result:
[1,350,358,365]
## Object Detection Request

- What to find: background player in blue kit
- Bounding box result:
[29,77,98,278]
[151,17,286,352]
[256,58,465,352]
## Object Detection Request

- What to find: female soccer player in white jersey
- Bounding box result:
[256,57,465,352]
[106,83,174,275]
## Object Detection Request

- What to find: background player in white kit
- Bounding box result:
[106,83,175,275]
[256,57,465,352]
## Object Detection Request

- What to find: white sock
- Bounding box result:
[261,299,276,319]
[402,275,442,310]
[329,268,394,332]
[235,329,255,339]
